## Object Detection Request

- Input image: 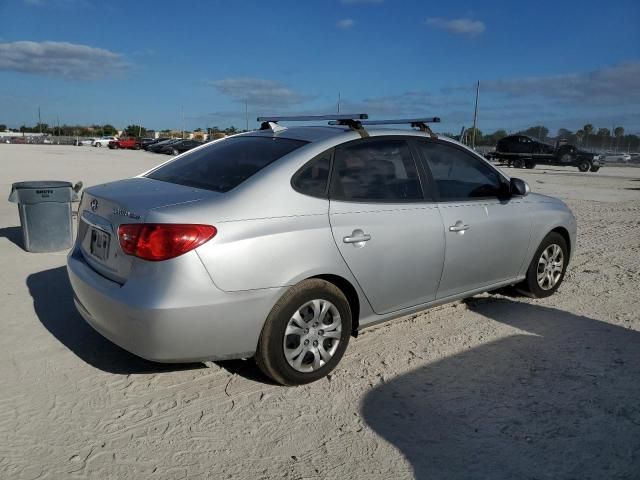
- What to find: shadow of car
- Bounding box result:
[361,298,640,479]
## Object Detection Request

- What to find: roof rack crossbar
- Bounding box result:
[257,113,368,123]
[357,117,440,125]
[330,117,440,139]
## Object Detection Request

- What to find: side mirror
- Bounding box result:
[510,177,530,196]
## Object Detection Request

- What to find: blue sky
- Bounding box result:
[1,0,639,134]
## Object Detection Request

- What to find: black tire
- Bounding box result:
[590,166,600,172]
[513,158,525,169]
[172,148,179,156]
[525,160,536,169]
[517,232,568,298]
[577,159,591,172]
[255,279,352,386]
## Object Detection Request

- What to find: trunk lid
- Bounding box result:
[77,177,218,283]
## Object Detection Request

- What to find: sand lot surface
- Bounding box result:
[1,144,639,479]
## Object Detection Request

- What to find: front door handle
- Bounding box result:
[343,229,371,244]
[449,221,470,233]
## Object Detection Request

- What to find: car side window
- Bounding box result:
[417,140,504,201]
[330,138,423,202]
[292,150,332,198]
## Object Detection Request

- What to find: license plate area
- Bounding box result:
[90,228,111,261]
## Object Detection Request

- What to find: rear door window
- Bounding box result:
[147,136,307,192]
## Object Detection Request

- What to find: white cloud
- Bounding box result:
[443,62,640,106]
[340,91,468,116]
[425,17,486,37]
[0,41,128,80]
[336,18,355,29]
[210,77,313,107]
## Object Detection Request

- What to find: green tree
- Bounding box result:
[0,124,6,131]
[124,124,147,137]
[520,125,549,141]
[102,124,117,135]
[557,128,572,138]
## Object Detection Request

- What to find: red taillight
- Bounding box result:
[117,224,216,261]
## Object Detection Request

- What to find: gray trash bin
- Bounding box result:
[8,181,77,252]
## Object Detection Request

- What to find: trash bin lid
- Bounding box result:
[11,181,73,190]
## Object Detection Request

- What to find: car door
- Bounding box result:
[416,139,532,299]
[328,137,445,315]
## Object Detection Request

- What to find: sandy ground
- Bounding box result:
[1,144,639,479]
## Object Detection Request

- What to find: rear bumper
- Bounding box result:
[66,246,283,363]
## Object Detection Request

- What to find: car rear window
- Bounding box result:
[147,136,308,192]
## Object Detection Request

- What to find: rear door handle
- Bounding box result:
[449,221,470,233]
[343,229,371,244]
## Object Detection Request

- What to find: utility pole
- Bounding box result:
[337,92,341,114]
[245,99,249,131]
[181,106,184,139]
[38,106,42,134]
[471,81,479,149]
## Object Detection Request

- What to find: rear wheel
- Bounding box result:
[96,142,102,147]
[590,166,600,172]
[578,159,591,172]
[255,279,352,386]
[172,148,179,156]
[525,160,536,169]
[517,232,568,298]
[513,158,525,169]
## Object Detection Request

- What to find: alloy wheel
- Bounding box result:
[283,299,342,373]
[537,244,564,290]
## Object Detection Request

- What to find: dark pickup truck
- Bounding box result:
[486,135,604,172]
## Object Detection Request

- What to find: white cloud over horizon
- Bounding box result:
[210,77,313,108]
[443,61,640,107]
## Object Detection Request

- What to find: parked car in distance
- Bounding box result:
[93,136,117,147]
[67,115,576,386]
[488,135,604,172]
[108,137,141,150]
[76,138,96,146]
[147,138,182,153]
[142,137,170,150]
[138,138,157,149]
[158,139,203,155]
[603,152,631,162]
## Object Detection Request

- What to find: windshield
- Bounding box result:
[147,136,307,192]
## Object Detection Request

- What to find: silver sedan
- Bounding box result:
[67,118,576,385]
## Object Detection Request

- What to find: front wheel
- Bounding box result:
[578,160,591,172]
[525,160,536,169]
[517,232,568,298]
[590,166,600,172]
[513,158,525,169]
[255,279,352,386]
[172,148,179,156]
